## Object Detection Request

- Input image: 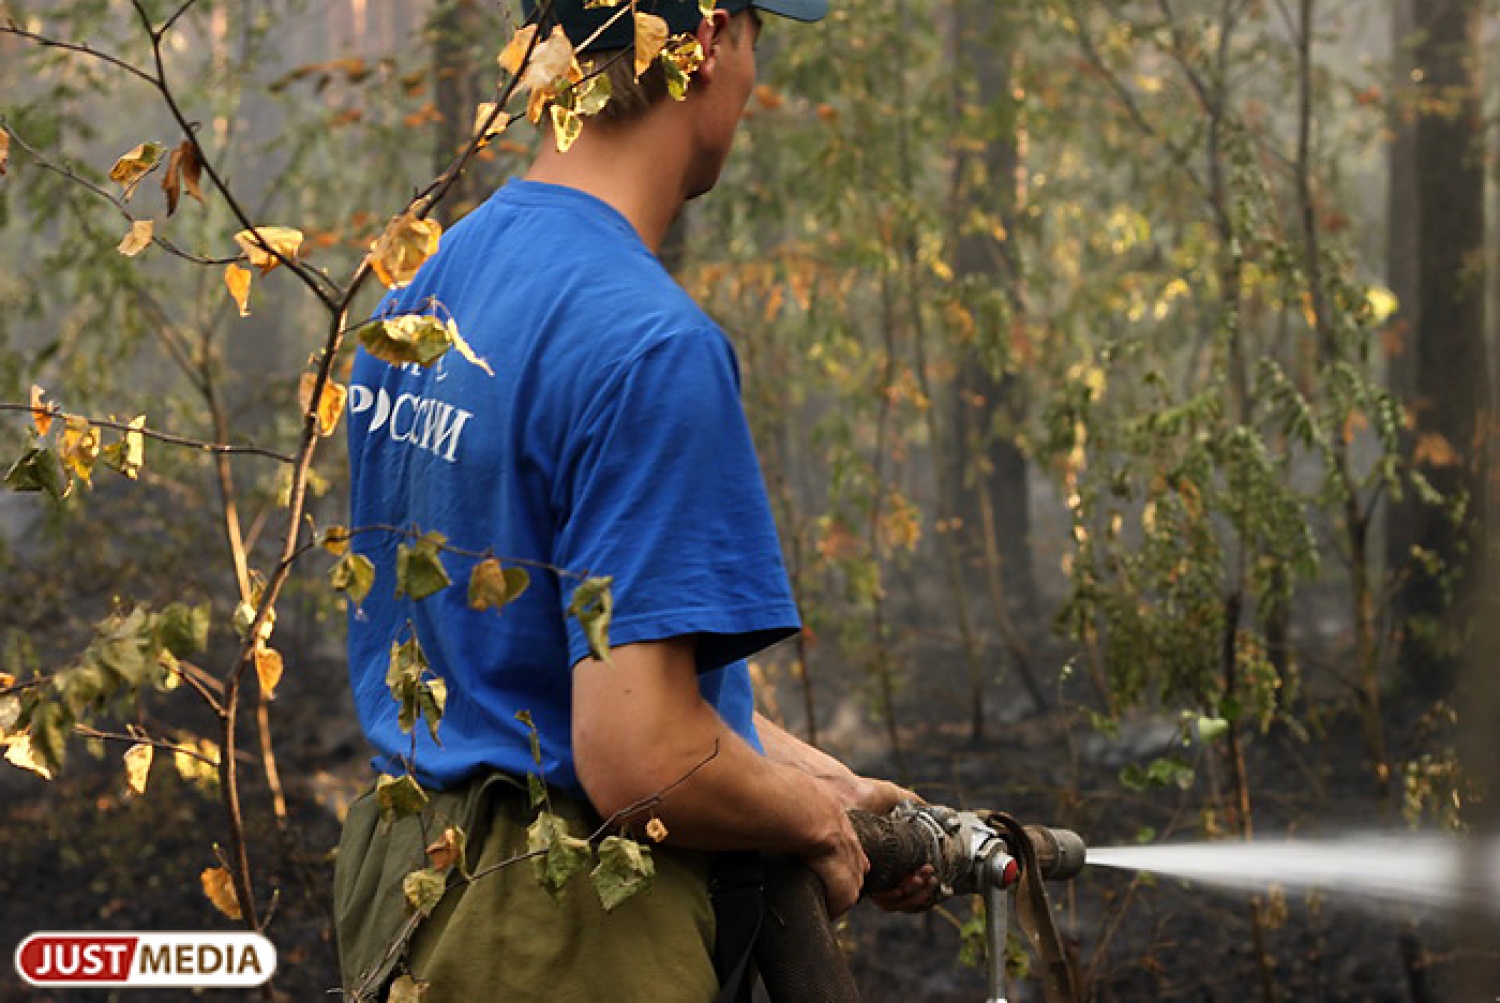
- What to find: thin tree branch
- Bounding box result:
[127,0,344,312]
[0,404,296,464]
[0,21,157,87]
[0,123,241,268]
[73,725,219,767]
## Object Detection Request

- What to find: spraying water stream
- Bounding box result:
[1087,836,1500,916]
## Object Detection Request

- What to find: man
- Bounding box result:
[335,2,930,999]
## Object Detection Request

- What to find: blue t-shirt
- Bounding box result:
[345,180,800,792]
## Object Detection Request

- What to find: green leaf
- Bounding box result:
[591,835,655,912]
[527,811,593,899]
[387,635,428,735]
[5,444,65,502]
[396,533,451,601]
[1195,715,1230,743]
[27,701,72,774]
[331,552,376,603]
[376,773,429,823]
[231,600,266,642]
[660,51,690,100]
[514,710,548,807]
[156,603,210,658]
[360,314,457,369]
[1145,756,1195,791]
[575,73,613,117]
[419,676,447,744]
[99,418,146,480]
[91,607,159,689]
[468,559,530,614]
[567,576,614,663]
[402,866,450,916]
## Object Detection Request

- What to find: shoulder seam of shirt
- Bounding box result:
[567,322,735,445]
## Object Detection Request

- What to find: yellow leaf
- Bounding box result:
[118,219,154,258]
[108,142,165,201]
[388,974,429,1003]
[225,263,252,317]
[0,130,9,176]
[298,373,348,437]
[473,103,512,147]
[320,525,353,556]
[101,415,146,480]
[4,734,54,780]
[551,104,583,154]
[173,737,221,788]
[233,226,304,275]
[448,322,494,377]
[645,817,668,843]
[527,86,551,125]
[29,385,52,436]
[61,416,101,487]
[498,24,538,76]
[634,14,669,77]
[254,644,284,700]
[200,866,243,919]
[1366,285,1399,325]
[123,743,153,796]
[368,213,442,290]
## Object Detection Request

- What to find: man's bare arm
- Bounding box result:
[754,711,940,913]
[572,638,867,915]
[754,711,915,815]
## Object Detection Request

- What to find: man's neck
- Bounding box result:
[524,113,693,255]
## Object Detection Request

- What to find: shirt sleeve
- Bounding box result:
[553,326,800,672]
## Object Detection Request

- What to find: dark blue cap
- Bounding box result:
[521,0,827,52]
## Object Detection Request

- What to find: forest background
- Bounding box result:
[0,0,1498,1000]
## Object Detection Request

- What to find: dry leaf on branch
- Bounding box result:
[254,644,284,699]
[161,141,205,216]
[233,226,304,275]
[368,214,442,290]
[298,373,348,437]
[118,219,155,258]
[123,743,153,796]
[109,142,165,201]
[200,866,243,919]
[634,14,669,77]
[224,264,253,317]
[29,385,52,436]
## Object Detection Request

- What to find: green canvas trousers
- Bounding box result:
[334,772,719,1002]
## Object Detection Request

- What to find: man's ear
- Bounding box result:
[693,9,732,82]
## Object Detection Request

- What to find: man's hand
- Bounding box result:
[799,797,870,918]
[751,714,941,913]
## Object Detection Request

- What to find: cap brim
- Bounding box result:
[752,0,828,23]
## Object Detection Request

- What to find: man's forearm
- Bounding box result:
[755,711,917,816]
[756,712,859,786]
[573,643,852,857]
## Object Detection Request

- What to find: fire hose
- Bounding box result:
[754,803,1087,1003]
